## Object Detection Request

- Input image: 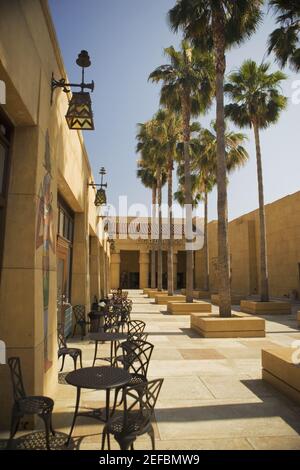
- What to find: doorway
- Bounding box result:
[120,250,140,288]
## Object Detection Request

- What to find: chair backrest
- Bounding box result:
[127,332,148,343]
[128,320,146,336]
[73,305,86,323]
[122,378,164,431]
[8,357,26,401]
[121,340,154,378]
[57,325,67,349]
[104,311,120,332]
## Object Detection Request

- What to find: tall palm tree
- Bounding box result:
[225,60,287,301]
[194,122,249,291]
[149,40,215,302]
[154,109,183,296]
[136,117,167,291]
[136,161,158,289]
[169,0,263,317]
[268,0,300,72]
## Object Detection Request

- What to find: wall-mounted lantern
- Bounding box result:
[51,50,95,130]
[88,167,107,206]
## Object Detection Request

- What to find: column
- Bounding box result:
[99,245,105,298]
[139,251,150,289]
[110,250,121,290]
[90,236,101,302]
[71,211,90,310]
[173,251,178,291]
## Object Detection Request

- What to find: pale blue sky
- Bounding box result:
[49,0,300,221]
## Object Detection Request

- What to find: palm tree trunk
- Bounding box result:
[212,10,231,317]
[151,183,157,289]
[157,167,163,291]
[182,91,193,303]
[253,120,269,302]
[167,157,174,296]
[203,190,209,291]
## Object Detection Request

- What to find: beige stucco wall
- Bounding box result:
[0,0,108,428]
[195,192,300,299]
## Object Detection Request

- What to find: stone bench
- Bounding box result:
[262,347,300,404]
[167,301,212,315]
[191,312,265,338]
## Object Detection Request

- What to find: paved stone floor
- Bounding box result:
[3,289,300,450]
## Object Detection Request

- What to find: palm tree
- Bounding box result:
[225,60,287,301]
[169,0,263,317]
[136,161,158,289]
[149,40,215,302]
[136,117,167,291]
[154,109,183,296]
[268,0,300,72]
[194,122,249,292]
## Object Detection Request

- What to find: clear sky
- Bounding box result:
[49,0,300,222]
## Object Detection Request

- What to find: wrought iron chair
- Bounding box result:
[115,340,154,387]
[7,357,55,450]
[103,310,120,333]
[114,329,148,368]
[72,305,88,339]
[101,378,163,450]
[128,320,146,337]
[57,326,82,371]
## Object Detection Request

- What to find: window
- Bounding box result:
[57,196,74,304]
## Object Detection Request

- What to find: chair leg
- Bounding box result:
[41,413,51,450]
[107,432,111,451]
[9,408,20,442]
[60,354,66,372]
[80,323,85,340]
[101,429,106,450]
[73,355,77,370]
[149,427,155,450]
[79,351,83,368]
[50,414,55,436]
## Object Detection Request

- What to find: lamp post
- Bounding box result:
[88,167,108,207]
[51,50,95,130]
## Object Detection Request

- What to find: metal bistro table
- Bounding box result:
[89,332,128,367]
[65,366,131,446]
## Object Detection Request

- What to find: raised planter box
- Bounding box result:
[191,312,265,338]
[167,301,212,315]
[181,289,210,299]
[155,294,186,305]
[297,311,300,328]
[240,300,291,315]
[143,287,154,295]
[148,289,167,298]
[211,294,244,306]
[262,347,300,404]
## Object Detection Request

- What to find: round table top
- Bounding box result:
[66,366,131,390]
[89,332,128,342]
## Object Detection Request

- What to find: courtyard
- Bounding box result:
[2,290,300,450]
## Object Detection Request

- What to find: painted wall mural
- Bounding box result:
[36,131,55,372]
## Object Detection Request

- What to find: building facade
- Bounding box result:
[0,0,110,428]
[195,191,300,299]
